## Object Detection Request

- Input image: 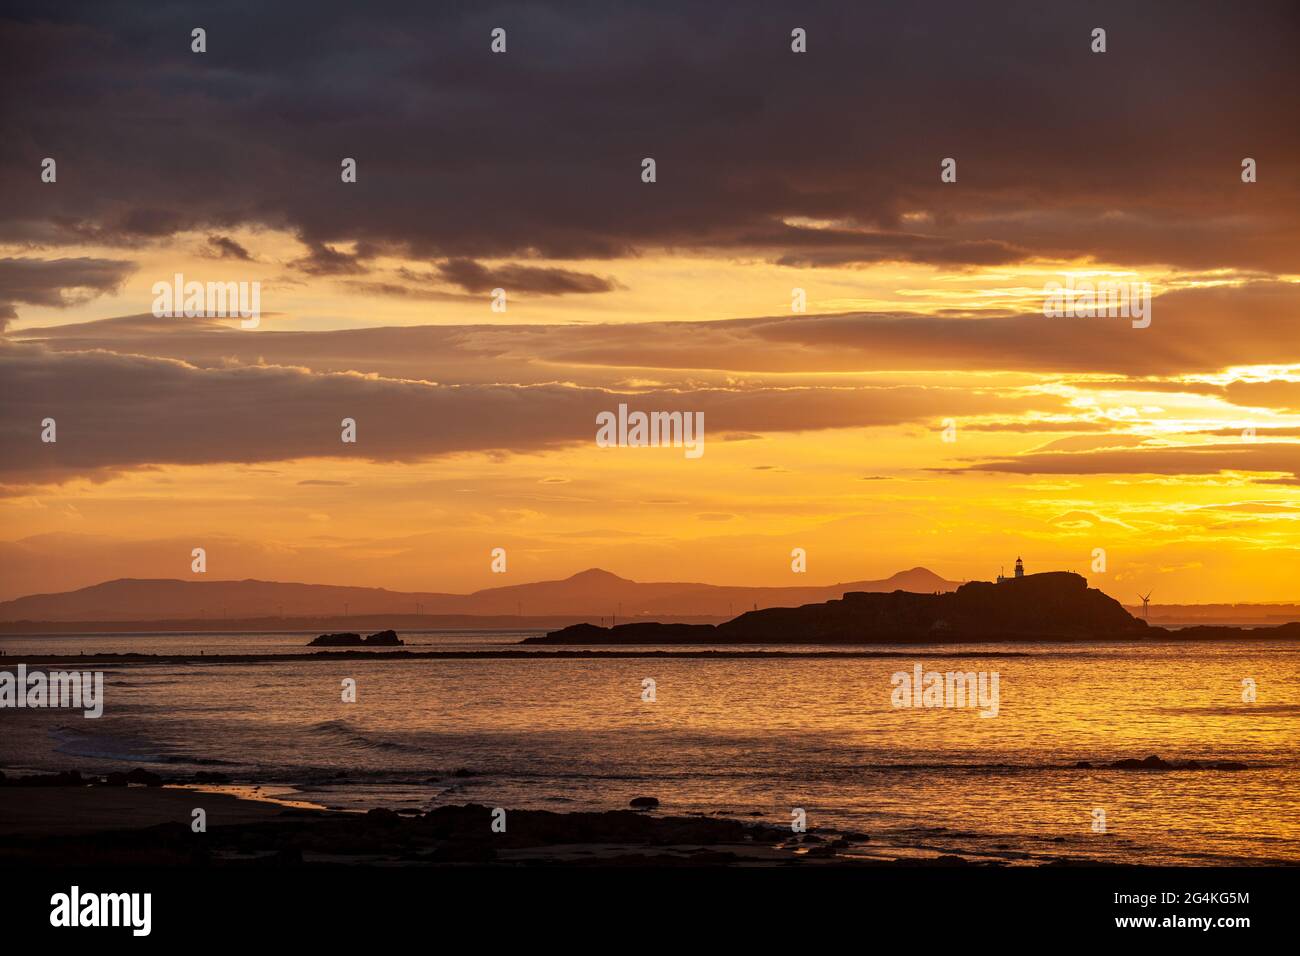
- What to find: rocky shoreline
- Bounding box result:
[0,785,882,868]
[0,757,1266,867]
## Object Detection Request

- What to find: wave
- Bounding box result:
[48,725,175,764]
[45,724,236,767]
[304,719,431,754]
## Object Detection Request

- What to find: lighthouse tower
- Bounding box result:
[1014,556,1024,578]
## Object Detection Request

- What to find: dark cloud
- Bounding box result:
[434,259,620,295]
[0,340,1052,487]
[762,227,1028,267]
[119,207,186,237]
[0,256,135,324]
[2,1,1296,273]
[338,279,470,302]
[1225,380,1300,413]
[745,282,1300,377]
[957,441,1300,484]
[12,282,1300,383]
[206,234,254,261]
[289,241,374,276]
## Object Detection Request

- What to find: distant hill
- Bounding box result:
[0,566,960,624]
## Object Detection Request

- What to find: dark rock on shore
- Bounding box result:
[419,803,782,849]
[0,791,962,867]
[125,768,164,787]
[0,769,86,787]
[308,629,404,647]
[0,766,252,789]
[96,768,165,787]
[0,800,801,867]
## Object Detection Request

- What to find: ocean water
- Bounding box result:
[0,629,530,656]
[2,633,1298,865]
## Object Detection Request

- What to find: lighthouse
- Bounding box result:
[997,557,1026,584]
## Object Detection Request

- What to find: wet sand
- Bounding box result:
[0,783,903,867]
[0,785,287,837]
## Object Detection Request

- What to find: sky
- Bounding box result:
[1,0,1299,604]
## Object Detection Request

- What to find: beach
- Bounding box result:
[0,777,879,867]
[0,784,284,838]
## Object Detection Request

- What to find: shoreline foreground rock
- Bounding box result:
[0,797,870,867]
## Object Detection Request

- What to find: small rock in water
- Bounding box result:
[1109,755,1172,770]
[629,796,660,810]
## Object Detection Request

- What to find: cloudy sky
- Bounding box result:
[2,0,1298,603]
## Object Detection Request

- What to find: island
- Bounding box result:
[523,572,1300,645]
[307,629,404,647]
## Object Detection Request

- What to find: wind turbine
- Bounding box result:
[1138,592,1152,621]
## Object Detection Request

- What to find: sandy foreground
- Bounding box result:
[0,782,922,866]
[0,785,287,837]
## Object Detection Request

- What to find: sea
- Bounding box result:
[2,630,1298,865]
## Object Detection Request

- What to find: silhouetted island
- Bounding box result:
[525,572,1300,645]
[308,629,404,647]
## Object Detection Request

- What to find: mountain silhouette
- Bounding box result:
[0,567,960,623]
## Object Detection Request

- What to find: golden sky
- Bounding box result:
[2,3,1299,604]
